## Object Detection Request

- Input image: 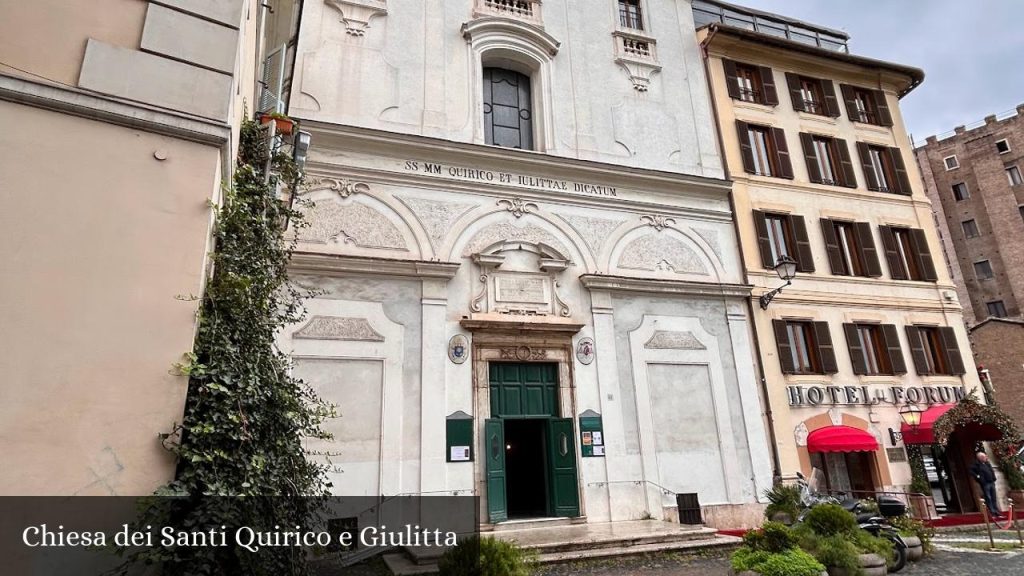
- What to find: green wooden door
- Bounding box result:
[489,363,558,418]
[547,418,580,518]
[485,418,507,523]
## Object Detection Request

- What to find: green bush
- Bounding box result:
[731,547,825,576]
[850,529,894,563]
[803,504,857,536]
[763,484,802,522]
[891,514,936,555]
[438,536,536,576]
[806,534,860,575]
[744,521,798,553]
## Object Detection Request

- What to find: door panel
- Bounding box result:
[547,418,580,517]
[486,419,507,523]
[490,362,558,418]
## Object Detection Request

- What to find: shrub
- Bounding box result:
[807,534,860,575]
[744,521,798,553]
[803,504,857,536]
[438,536,536,576]
[763,483,802,522]
[891,514,936,555]
[731,547,825,576]
[850,529,894,563]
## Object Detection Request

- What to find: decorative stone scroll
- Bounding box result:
[643,330,706,350]
[499,346,548,361]
[325,0,388,36]
[308,177,369,199]
[294,316,385,341]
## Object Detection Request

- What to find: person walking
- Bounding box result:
[970,452,1002,519]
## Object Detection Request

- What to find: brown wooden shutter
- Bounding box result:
[774,320,796,374]
[736,120,756,174]
[879,225,907,280]
[835,138,858,188]
[840,84,859,119]
[821,80,842,118]
[909,228,938,281]
[844,323,868,375]
[881,324,907,375]
[790,215,815,273]
[753,210,775,268]
[819,218,845,274]
[905,326,931,375]
[760,66,779,106]
[888,147,913,195]
[814,322,839,374]
[939,326,966,375]
[772,128,794,179]
[855,222,883,277]
[857,142,880,191]
[873,90,894,126]
[786,72,804,112]
[800,132,822,183]
[723,59,741,100]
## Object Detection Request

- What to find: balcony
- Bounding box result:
[475,0,542,24]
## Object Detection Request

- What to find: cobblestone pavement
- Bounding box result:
[536,546,1024,576]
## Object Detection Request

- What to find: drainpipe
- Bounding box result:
[700,26,784,485]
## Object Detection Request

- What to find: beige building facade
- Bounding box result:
[696,2,990,514]
[0,0,299,495]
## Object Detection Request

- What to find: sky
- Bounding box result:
[738,0,1024,143]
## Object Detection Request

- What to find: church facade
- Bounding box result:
[278,0,772,528]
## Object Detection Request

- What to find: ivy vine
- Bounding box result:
[934,393,1023,490]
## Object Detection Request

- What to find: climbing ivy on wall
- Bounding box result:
[117,118,333,575]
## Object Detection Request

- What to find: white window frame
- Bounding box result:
[1007,166,1023,187]
[996,139,1011,155]
[943,155,959,170]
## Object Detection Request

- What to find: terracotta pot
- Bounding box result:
[259,114,295,135]
[827,553,887,576]
[903,535,923,562]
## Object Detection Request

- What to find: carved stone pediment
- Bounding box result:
[470,242,572,319]
[326,0,388,36]
[295,316,385,341]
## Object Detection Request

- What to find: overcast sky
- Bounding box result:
[739,0,1024,143]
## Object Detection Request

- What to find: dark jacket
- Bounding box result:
[971,460,997,485]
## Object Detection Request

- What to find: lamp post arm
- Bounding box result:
[759,279,792,310]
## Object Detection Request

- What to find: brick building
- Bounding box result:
[915,105,1024,326]
[969,318,1024,430]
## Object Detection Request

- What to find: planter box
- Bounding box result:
[903,535,923,562]
[908,494,938,520]
[827,553,886,576]
[732,571,827,576]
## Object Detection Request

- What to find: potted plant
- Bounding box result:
[791,504,894,576]
[996,440,1024,510]
[763,483,803,526]
[258,111,296,135]
[890,515,933,562]
[730,522,827,576]
[905,445,937,520]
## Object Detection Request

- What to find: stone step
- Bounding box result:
[506,526,721,554]
[484,516,577,532]
[534,533,741,564]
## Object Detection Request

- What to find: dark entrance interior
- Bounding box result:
[504,418,549,518]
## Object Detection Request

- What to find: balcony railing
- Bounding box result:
[738,87,761,103]
[477,0,540,22]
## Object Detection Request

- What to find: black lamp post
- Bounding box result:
[889,403,924,446]
[759,255,798,309]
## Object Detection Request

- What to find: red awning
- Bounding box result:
[807,426,879,453]
[900,403,956,445]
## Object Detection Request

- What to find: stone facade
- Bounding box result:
[915,105,1024,326]
[278,0,772,528]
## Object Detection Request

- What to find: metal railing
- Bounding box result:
[817,488,938,521]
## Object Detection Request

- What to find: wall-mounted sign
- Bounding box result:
[403,160,620,198]
[446,411,473,463]
[448,334,469,364]
[579,410,604,457]
[786,384,967,407]
[576,337,595,365]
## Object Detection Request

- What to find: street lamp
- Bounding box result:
[888,403,925,446]
[759,255,798,309]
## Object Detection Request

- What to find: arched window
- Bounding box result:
[482,67,533,150]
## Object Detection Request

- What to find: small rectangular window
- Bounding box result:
[961,219,980,238]
[833,221,864,276]
[1007,166,1023,186]
[952,182,970,201]
[944,155,959,170]
[800,78,826,116]
[735,64,763,103]
[765,214,794,265]
[747,125,776,177]
[812,136,839,185]
[987,301,1008,317]
[974,260,994,280]
[918,327,950,375]
[618,0,644,30]
[853,324,892,375]
[785,321,820,374]
[996,139,1011,154]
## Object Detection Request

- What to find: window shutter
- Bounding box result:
[878,225,907,280]
[736,120,757,174]
[774,320,796,374]
[819,218,845,275]
[857,142,880,191]
[821,80,842,118]
[909,228,938,281]
[873,90,894,126]
[800,132,823,183]
[881,324,907,375]
[840,84,859,119]
[888,147,913,195]
[753,210,775,268]
[844,324,868,375]
[483,68,495,145]
[855,222,883,277]
[835,138,858,188]
[771,128,794,179]
[786,72,804,112]
[517,74,533,150]
[814,322,839,374]
[791,215,816,273]
[905,326,931,375]
[939,326,966,375]
[760,66,779,106]
[723,59,741,100]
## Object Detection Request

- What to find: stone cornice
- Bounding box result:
[462,16,560,57]
[0,73,230,146]
[579,274,753,299]
[289,252,460,279]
